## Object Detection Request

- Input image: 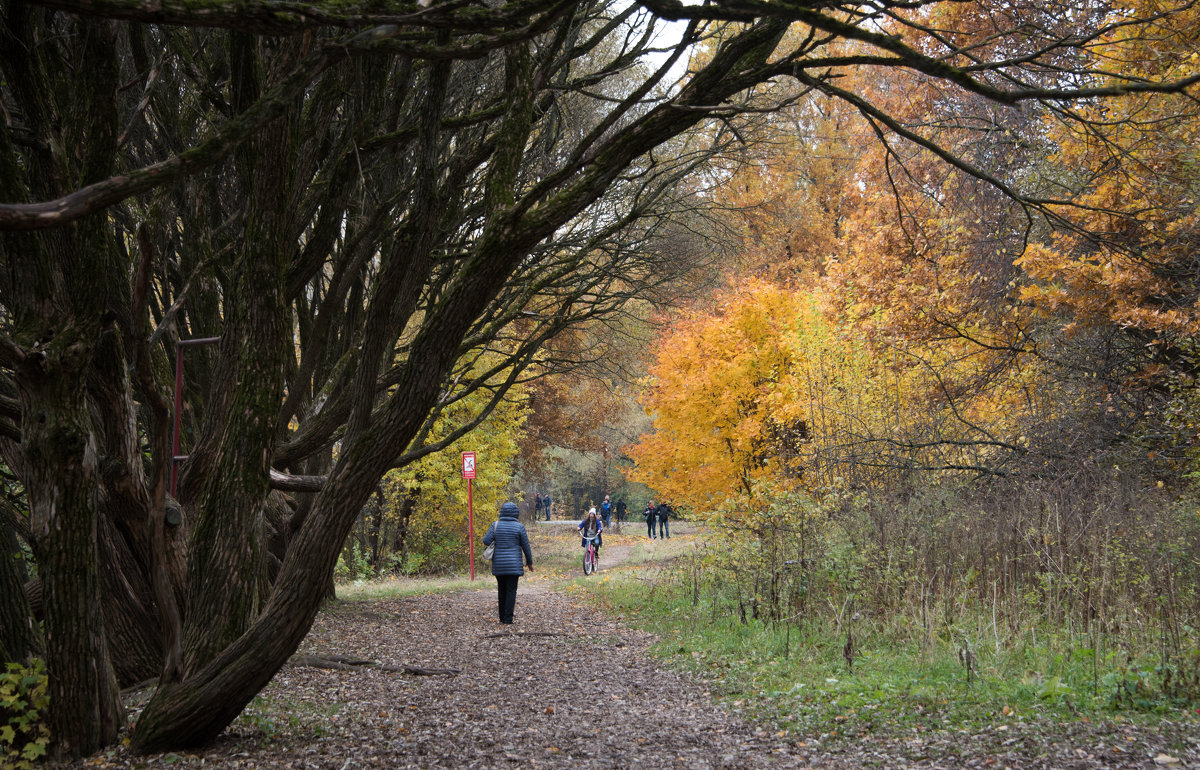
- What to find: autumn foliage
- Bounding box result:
[625,0,1200,645]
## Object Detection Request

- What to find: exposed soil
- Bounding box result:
[66,533,1199,769]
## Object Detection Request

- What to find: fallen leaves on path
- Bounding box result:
[69,586,1198,769]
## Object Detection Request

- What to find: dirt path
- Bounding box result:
[72,529,1197,769]
[88,588,804,769]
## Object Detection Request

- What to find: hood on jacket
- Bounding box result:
[499,501,520,519]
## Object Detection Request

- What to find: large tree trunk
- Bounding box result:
[1,10,128,756]
[0,498,39,663]
[173,34,297,677]
[17,314,124,758]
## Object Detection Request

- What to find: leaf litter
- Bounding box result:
[68,583,1198,769]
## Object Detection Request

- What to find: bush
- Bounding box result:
[1,658,50,768]
[335,541,372,581]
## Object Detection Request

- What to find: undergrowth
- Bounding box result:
[591,566,1200,745]
[1,658,49,769]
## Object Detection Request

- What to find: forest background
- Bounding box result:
[336,0,1200,747]
[339,0,1200,737]
[1,0,1199,763]
[348,0,1200,645]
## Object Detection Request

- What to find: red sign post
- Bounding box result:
[462,451,477,580]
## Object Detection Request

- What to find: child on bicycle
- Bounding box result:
[578,507,603,560]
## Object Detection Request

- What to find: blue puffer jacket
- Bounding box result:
[483,502,533,576]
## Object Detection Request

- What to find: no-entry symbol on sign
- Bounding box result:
[461,451,476,479]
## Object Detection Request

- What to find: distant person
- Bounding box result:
[644,501,656,539]
[544,491,553,521]
[657,501,671,539]
[578,507,604,561]
[482,501,534,625]
[616,498,627,523]
[534,492,544,521]
[600,495,613,527]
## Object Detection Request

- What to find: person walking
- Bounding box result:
[615,498,627,523]
[482,501,534,625]
[657,501,671,539]
[534,492,544,522]
[543,491,553,521]
[600,495,613,527]
[644,501,657,539]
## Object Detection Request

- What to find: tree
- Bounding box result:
[0,0,1195,758]
[375,353,529,574]
[627,281,807,509]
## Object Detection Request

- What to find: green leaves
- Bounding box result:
[1,658,50,769]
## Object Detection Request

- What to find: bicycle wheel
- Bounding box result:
[583,547,595,575]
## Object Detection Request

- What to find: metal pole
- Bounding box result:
[171,336,220,497]
[171,344,184,497]
[467,477,475,581]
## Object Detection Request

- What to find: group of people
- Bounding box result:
[533,491,553,521]
[643,500,671,539]
[533,491,631,525]
[598,494,631,525]
[483,494,677,624]
[576,495,673,572]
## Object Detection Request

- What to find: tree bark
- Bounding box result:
[176,35,297,676]
[1,10,128,757]
[18,316,124,758]
[0,499,39,663]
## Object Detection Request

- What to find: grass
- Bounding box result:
[588,560,1200,749]
[333,574,478,602]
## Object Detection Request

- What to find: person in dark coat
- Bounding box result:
[656,501,671,539]
[483,501,534,624]
[615,498,627,523]
[644,500,657,539]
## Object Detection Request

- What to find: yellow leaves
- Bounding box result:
[379,348,529,564]
[626,281,810,510]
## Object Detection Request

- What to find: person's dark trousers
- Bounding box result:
[659,518,669,538]
[646,518,655,538]
[496,575,520,623]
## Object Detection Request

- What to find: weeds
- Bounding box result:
[591,556,1200,744]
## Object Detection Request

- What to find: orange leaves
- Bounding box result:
[1014,0,1200,352]
[625,281,808,510]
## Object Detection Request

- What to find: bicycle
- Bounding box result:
[581,534,599,575]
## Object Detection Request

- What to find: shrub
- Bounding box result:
[1,658,50,768]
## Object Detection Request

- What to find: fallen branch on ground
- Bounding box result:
[290,653,460,676]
